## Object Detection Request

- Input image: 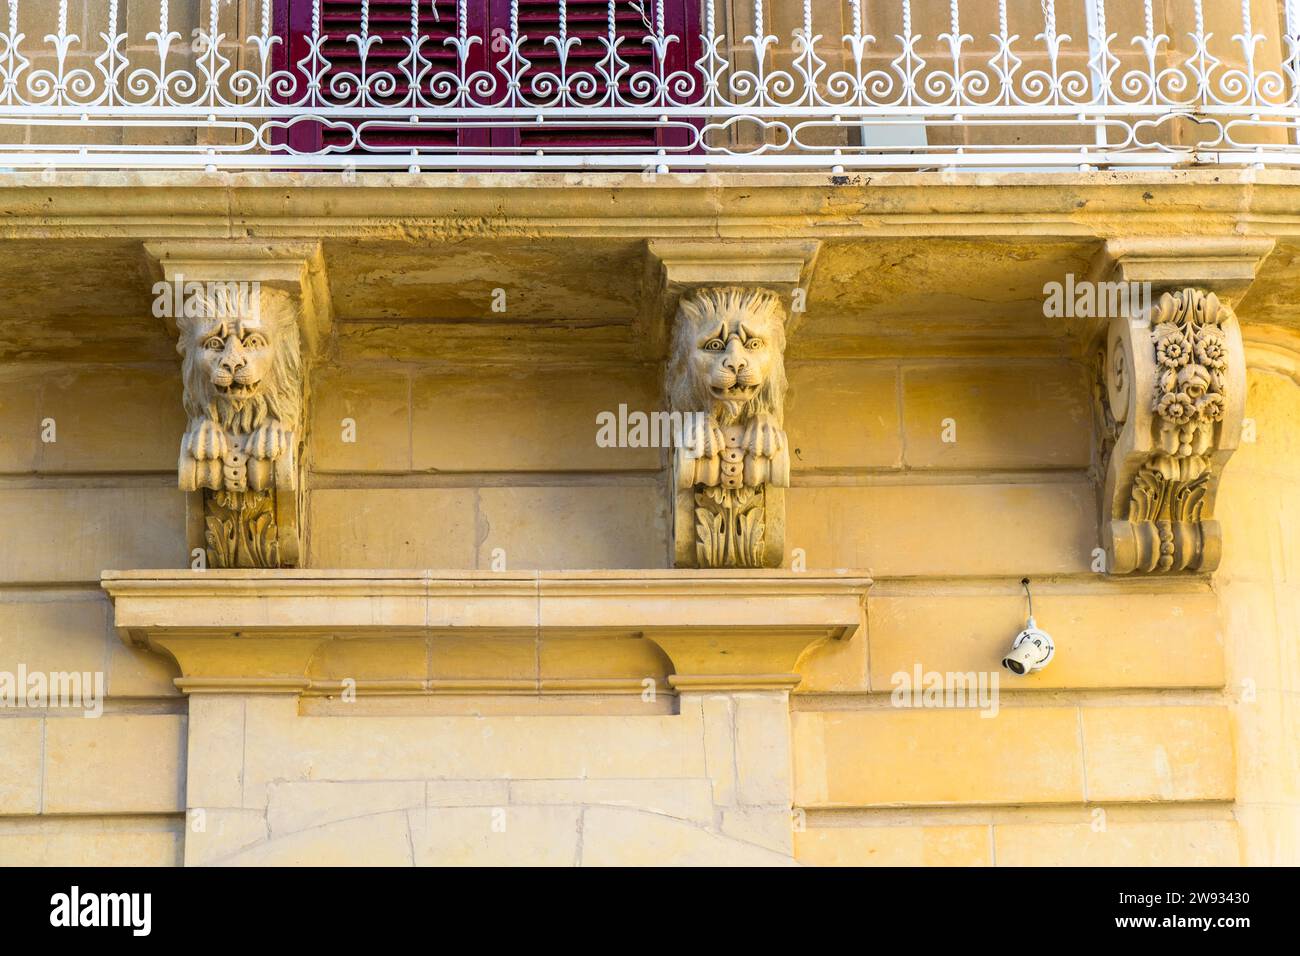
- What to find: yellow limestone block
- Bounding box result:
[796,826,991,867]
[793,708,1085,807]
[1081,706,1234,803]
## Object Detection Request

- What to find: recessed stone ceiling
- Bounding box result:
[3,176,1299,364]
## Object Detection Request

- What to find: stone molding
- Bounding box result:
[101,569,869,696]
[1091,237,1275,304]
[648,238,820,293]
[144,241,332,569]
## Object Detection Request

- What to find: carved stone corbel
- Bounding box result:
[174,287,305,568]
[647,240,817,570]
[145,242,331,568]
[666,287,791,568]
[1097,288,1246,573]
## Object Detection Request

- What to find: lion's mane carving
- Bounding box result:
[665,286,787,429]
[176,287,302,492]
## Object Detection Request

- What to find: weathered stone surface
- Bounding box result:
[787,481,1096,576]
[0,488,184,583]
[792,709,1086,807]
[43,714,186,814]
[268,781,425,837]
[860,588,1224,692]
[901,362,1092,469]
[308,488,478,568]
[0,818,184,867]
[476,486,665,570]
[0,594,109,677]
[412,367,660,472]
[580,806,795,866]
[785,362,901,470]
[993,820,1239,866]
[311,367,412,472]
[0,718,42,814]
[32,367,185,472]
[220,811,412,867]
[1081,706,1235,803]
[410,806,580,867]
[796,825,991,867]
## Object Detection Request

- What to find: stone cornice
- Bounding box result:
[9,170,1300,240]
[102,569,870,696]
[8,172,1300,364]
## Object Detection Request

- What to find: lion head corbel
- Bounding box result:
[666,286,790,489]
[176,286,302,494]
[666,286,791,568]
[173,284,305,570]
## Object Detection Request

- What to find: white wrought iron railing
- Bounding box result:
[1,0,1299,172]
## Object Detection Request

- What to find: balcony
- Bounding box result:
[1,0,1299,172]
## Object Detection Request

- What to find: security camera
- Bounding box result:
[1002,578,1055,675]
[1002,622,1055,675]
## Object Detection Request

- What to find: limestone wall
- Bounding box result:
[0,363,187,865]
[1213,360,1300,866]
[0,346,1294,865]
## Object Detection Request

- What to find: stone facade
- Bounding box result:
[1,169,1298,866]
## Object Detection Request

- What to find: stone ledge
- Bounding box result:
[102,569,870,695]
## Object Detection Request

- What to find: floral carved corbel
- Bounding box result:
[1096,288,1245,574]
[666,287,790,568]
[176,287,305,568]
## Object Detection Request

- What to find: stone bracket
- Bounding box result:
[143,240,333,569]
[648,627,842,693]
[1097,287,1246,574]
[1074,235,1272,347]
[1089,238,1264,575]
[648,238,821,290]
[652,245,815,570]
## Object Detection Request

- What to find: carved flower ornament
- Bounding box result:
[1149,290,1230,429]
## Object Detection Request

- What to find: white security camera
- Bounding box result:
[1002,621,1055,675]
[1002,578,1055,675]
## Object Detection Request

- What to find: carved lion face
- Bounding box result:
[666,287,787,426]
[195,316,274,399]
[177,288,301,433]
